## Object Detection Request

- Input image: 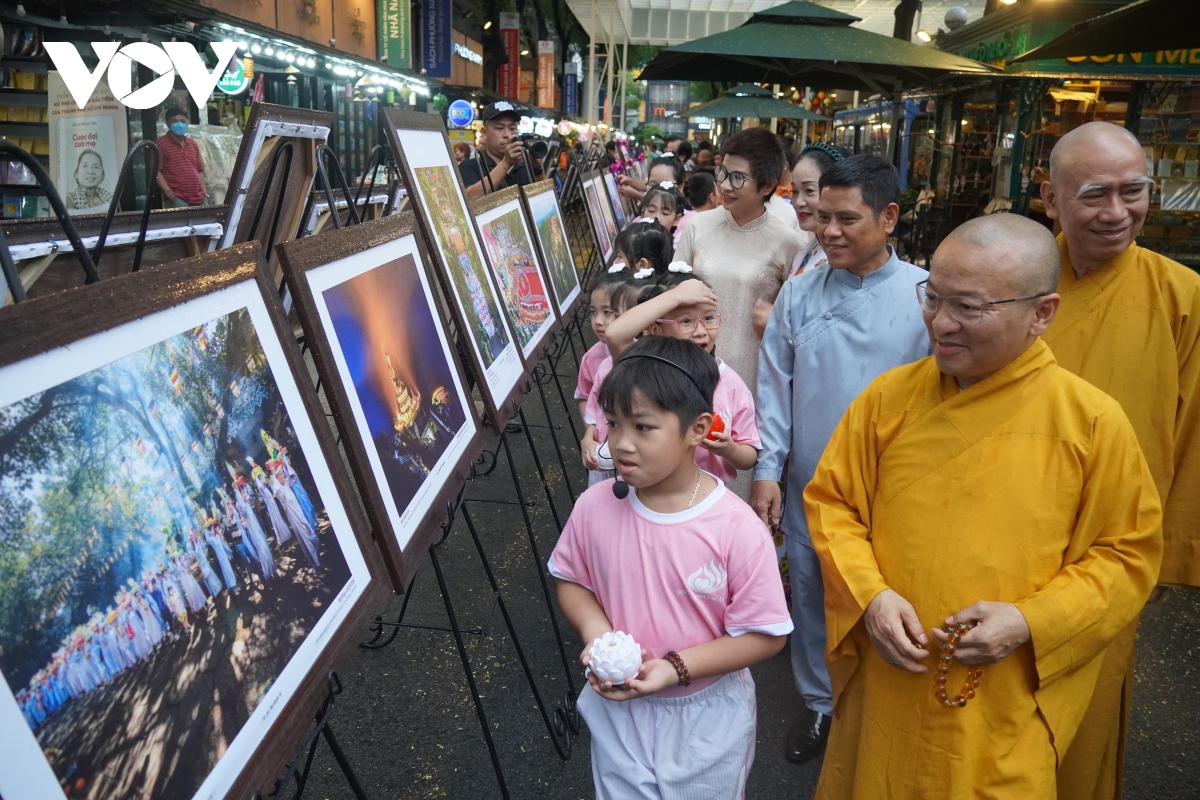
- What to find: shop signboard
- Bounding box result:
[378,0,412,70]
[563,64,578,117]
[216,54,250,95]
[537,41,555,109]
[497,13,520,99]
[421,0,452,78]
[946,10,1200,78]
[447,99,475,128]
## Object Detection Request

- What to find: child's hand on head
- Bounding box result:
[669,279,719,310]
[699,428,734,456]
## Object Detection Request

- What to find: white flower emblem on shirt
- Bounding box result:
[688,560,728,595]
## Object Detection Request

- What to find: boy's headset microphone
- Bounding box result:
[606,354,709,500]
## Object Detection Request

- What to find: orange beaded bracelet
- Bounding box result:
[934,622,982,708]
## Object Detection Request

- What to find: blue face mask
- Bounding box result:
[168,121,188,136]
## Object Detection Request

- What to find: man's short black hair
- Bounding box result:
[599,336,718,432]
[605,140,617,152]
[818,153,901,217]
[164,103,187,121]
[665,135,681,145]
[676,140,693,160]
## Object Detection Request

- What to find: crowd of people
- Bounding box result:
[552,120,1198,800]
[13,430,325,735]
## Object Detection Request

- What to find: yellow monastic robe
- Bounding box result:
[805,339,1162,800]
[1045,238,1200,800]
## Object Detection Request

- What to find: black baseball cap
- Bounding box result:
[480,100,521,123]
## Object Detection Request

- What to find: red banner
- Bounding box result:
[537,41,555,109]
[497,12,520,99]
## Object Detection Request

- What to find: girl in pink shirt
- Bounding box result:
[602,268,761,484]
[551,335,790,799]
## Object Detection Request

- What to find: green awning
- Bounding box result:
[685,91,825,121]
[1013,0,1199,62]
[638,1,998,93]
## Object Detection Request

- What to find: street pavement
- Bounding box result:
[300,349,1199,800]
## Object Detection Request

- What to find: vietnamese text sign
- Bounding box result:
[497,12,519,99]
[378,0,412,70]
[48,72,129,215]
[422,0,451,78]
[537,41,554,109]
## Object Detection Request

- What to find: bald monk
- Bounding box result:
[805,214,1162,799]
[1041,121,1200,800]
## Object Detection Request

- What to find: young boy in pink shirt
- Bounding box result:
[551,335,791,799]
[603,268,761,484]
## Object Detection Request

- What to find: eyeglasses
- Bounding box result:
[656,312,723,333]
[916,280,1049,325]
[714,165,749,190]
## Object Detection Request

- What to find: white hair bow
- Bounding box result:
[634,268,655,279]
[655,180,675,190]
[608,261,628,273]
[667,261,693,274]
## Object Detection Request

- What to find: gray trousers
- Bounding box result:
[786,532,833,715]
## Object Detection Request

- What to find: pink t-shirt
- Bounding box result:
[696,361,762,484]
[583,355,615,440]
[575,341,610,401]
[549,477,792,697]
[588,357,759,484]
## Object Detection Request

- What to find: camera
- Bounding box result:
[516,133,549,161]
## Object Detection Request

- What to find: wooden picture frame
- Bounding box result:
[219,102,334,279]
[380,108,527,433]
[276,213,486,591]
[586,170,621,253]
[470,186,561,366]
[520,179,583,320]
[600,170,629,232]
[2,206,225,304]
[581,170,617,264]
[0,243,390,800]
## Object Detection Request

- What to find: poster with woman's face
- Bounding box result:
[48,74,127,216]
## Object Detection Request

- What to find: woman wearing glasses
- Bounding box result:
[674,128,806,405]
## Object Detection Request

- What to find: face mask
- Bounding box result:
[168,121,188,136]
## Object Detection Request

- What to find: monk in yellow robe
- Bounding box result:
[1040,121,1200,800]
[805,214,1162,799]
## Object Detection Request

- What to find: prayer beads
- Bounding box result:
[933,622,982,709]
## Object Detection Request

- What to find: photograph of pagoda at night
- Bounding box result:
[320,254,468,518]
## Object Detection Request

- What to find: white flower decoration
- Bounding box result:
[588,631,642,685]
[667,261,693,274]
[656,180,675,190]
[608,261,628,274]
[634,268,655,279]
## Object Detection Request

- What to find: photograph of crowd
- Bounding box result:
[0,308,353,800]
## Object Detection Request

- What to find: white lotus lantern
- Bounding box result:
[588,631,642,685]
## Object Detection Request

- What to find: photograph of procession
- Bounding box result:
[0,307,353,800]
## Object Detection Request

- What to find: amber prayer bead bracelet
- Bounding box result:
[934,622,982,708]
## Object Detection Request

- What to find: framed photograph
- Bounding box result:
[276,213,485,591]
[2,207,225,304]
[219,102,334,279]
[380,108,526,433]
[582,171,617,264]
[588,172,621,249]
[520,179,583,319]
[601,170,628,232]
[0,244,390,800]
[470,186,560,365]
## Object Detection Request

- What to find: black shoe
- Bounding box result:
[785,708,831,765]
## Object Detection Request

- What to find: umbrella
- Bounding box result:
[639,2,997,95]
[684,84,827,121]
[638,2,996,158]
[1013,0,1197,62]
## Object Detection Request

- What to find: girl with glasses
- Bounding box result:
[602,268,761,485]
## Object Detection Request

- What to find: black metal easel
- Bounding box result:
[249,671,369,800]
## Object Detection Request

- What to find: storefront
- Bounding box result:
[0,7,434,218]
[929,1,1200,266]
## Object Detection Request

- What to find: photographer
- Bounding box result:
[460,101,544,200]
